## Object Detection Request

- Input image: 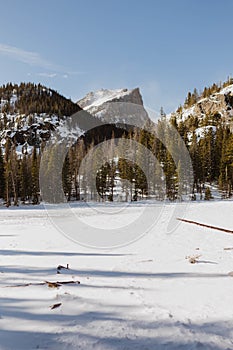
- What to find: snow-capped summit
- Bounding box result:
[78,88,144,111]
[77,87,150,126]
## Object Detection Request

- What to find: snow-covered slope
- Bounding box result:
[0,84,87,155]
[1,201,233,349]
[78,88,151,126]
[219,83,233,95]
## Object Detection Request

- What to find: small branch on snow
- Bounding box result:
[3,280,80,288]
[50,303,62,310]
[177,218,233,234]
[185,255,201,264]
[57,263,69,274]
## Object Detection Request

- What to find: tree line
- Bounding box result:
[1,115,232,206]
[178,76,233,110]
[0,82,80,119]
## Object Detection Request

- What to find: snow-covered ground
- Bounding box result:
[1,201,233,349]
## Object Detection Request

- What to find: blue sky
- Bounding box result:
[0,0,233,113]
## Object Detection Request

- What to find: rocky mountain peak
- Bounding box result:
[77,87,149,126]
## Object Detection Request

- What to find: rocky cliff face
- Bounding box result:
[77,88,150,127]
[174,84,233,130]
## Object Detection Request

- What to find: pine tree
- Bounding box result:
[31,147,40,204]
[219,129,233,197]
[4,138,12,207]
[8,145,19,206]
[0,147,5,200]
[62,153,72,201]
[19,154,31,203]
[204,187,213,200]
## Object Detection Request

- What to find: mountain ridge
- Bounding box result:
[77,87,150,126]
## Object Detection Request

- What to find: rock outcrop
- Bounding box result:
[77,88,150,127]
[174,85,233,130]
